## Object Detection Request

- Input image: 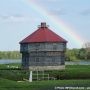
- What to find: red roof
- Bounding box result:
[20,22,67,44]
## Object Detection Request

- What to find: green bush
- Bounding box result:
[47,65,90,80]
[0,69,29,81]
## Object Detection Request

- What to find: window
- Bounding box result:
[23,44,28,51]
[53,43,57,50]
[35,43,40,50]
[35,57,39,62]
[52,57,55,62]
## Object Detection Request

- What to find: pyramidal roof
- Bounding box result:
[20,22,67,44]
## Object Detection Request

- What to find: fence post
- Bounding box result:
[29,71,32,82]
[37,71,38,81]
[43,71,44,80]
[48,74,49,80]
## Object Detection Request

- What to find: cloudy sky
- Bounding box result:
[0,0,90,51]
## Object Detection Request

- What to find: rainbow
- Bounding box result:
[26,0,84,48]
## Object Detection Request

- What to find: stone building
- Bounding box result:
[20,22,67,70]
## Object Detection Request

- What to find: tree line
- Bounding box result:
[0,51,21,59]
[66,48,90,61]
[66,42,90,61]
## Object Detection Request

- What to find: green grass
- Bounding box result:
[47,65,90,79]
[65,65,90,79]
[0,78,90,90]
[0,65,90,90]
[0,63,21,69]
[0,65,90,80]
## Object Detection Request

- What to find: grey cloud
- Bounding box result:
[0,15,25,19]
[0,15,31,21]
[0,15,9,19]
[0,14,41,22]
[80,9,90,16]
[48,0,57,2]
[49,9,67,15]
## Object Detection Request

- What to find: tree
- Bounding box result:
[78,48,86,59]
[83,42,90,59]
[65,48,79,61]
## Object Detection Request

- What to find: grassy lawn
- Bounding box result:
[0,65,90,80]
[0,78,90,90]
[0,64,90,90]
[0,63,21,69]
[46,65,90,80]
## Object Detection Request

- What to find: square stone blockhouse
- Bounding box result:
[20,22,67,70]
